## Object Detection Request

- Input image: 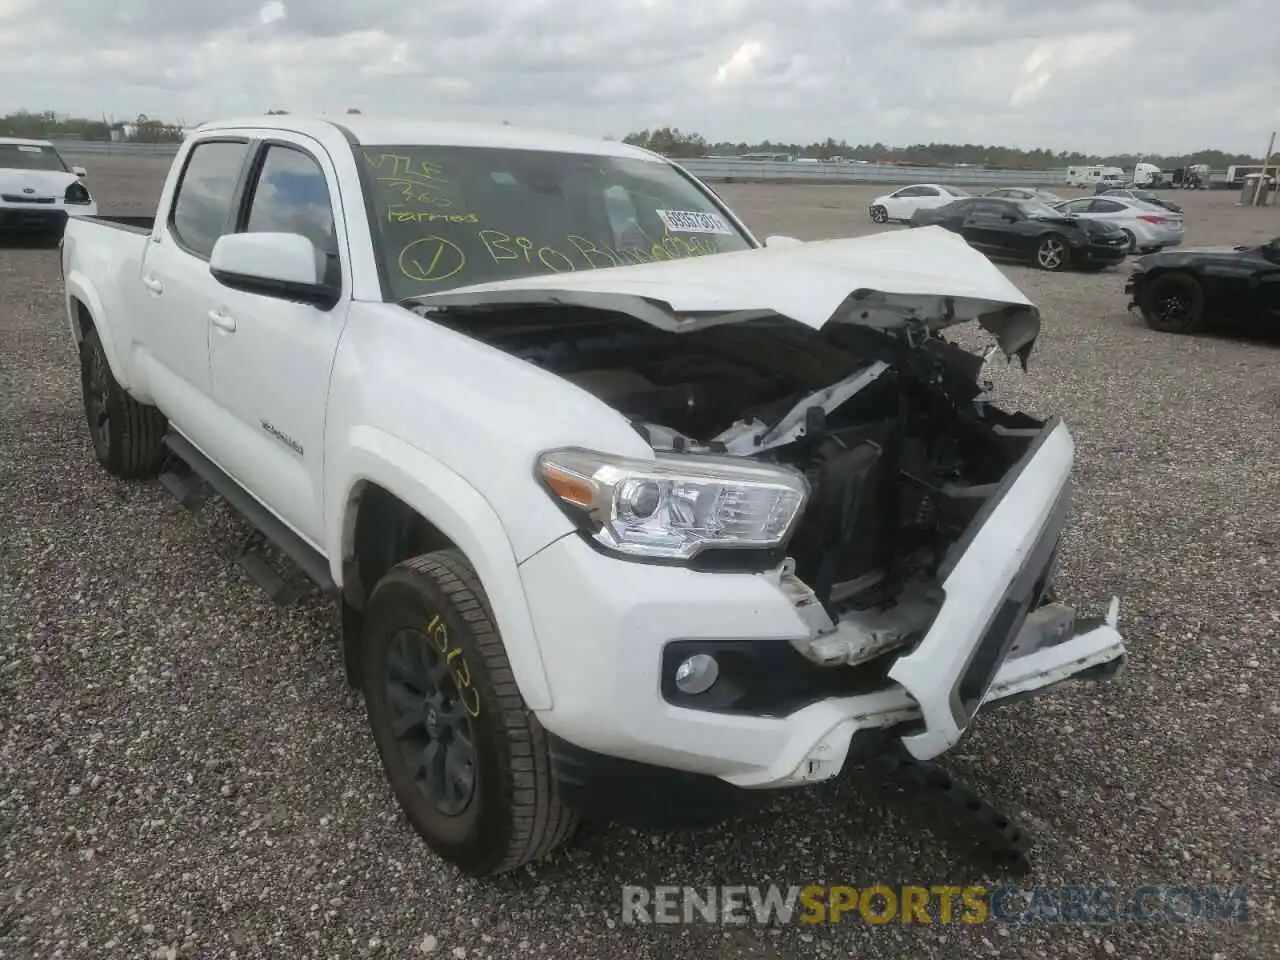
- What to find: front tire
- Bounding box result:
[1034,234,1069,271]
[870,205,888,224]
[362,550,578,876]
[1138,272,1206,333]
[78,326,167,478]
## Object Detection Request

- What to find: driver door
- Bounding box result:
[204,135,351,547]
[961,200,1019,256]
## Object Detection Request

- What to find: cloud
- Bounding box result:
[0,0,1273,153]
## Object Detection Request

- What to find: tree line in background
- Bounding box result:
[621,127,1275,170]
[3,110,1271,169]
[0,110,185,142]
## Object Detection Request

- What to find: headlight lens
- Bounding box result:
[536,447,809,561]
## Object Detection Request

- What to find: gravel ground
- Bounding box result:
[2,158,1278,959]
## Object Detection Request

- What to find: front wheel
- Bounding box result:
[870,205,888,223]
[1035,234,1069,271]
[1138,272,1205,333]
[361,550,578,876]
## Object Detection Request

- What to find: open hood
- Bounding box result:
[408,226,1042,363]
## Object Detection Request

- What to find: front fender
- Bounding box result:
[329,426,556,711]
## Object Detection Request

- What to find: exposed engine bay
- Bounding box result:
[422,305,1049,669]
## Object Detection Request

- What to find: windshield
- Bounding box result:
[946,186,972,197]
[358,144,754,301]
[0,143,68,172]
[1017,199,1062,219]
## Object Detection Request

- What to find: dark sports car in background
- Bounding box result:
[1125,237,1280,333]
[909,197,1130,271]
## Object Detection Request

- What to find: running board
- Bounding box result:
[162,432,337,601]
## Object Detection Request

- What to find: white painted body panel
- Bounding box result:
[60,115,1127,784]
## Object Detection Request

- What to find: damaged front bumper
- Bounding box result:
[518,418,1126,793]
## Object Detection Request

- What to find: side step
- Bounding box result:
[158,458,213,511]
[162,432,337,604]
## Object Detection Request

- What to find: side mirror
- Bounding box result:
[764,235,803,247]
[209,232,339,309]
[72,165,87,178]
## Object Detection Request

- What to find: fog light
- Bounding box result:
[674,654,719,695]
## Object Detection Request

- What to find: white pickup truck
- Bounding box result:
[60,115,1127,876]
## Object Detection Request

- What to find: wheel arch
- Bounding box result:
[331,428,555,711]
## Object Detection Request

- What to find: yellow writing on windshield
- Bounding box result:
[477,229,718,275]
[399,236,466,283]
[388,207,478,225]
[479,230,576,273]
[366,152,460,209]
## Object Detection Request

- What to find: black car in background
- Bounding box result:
[909,197,1130,271]
[1125,237,1280,333]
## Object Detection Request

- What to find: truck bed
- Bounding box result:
[82,214,155,234]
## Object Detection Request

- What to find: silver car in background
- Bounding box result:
[1053,195,1184,254]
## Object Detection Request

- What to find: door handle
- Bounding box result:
[207,309,236,333]
[142,275,163,294]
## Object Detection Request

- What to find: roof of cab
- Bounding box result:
[194,115,665,163]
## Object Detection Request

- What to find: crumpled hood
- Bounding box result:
[0,167,77,199]
[410,226,1042,362]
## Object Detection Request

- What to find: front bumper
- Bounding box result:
[1077,235,1129,264]
[518,419,1127,791]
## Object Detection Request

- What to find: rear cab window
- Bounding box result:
[357,144,754,301]
[168,139,251,259]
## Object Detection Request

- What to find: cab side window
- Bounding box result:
[244,145,337,255]
[170,140,251,259]
[242,144,339,288]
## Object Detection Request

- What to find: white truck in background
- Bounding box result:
[59,115,1128,877]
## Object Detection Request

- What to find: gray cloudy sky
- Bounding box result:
[1,0,1276,154]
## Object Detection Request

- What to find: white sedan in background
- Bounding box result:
[0,137,96,239]
[869,183,971,224]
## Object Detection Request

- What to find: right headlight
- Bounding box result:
[536,447,810,562]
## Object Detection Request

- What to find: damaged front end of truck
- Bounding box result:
[403,227,1128,857]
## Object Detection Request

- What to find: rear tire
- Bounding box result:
[1121,229,1138,254]
[361,550,578,876]
[78,326,167,478]
[1138,272,1206,334]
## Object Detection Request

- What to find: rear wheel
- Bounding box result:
[361,550,577,876]
[78,326,167,478]
[1121,229,1138,254]
[1138,272,1206,334]
[870,205,888,224]
[1035,234,1068,271]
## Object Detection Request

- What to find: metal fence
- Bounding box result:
[51,139,181,157]
[678,159,1068,187]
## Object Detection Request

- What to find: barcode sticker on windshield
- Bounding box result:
[17,145,41,153]
[656,209,733,235]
